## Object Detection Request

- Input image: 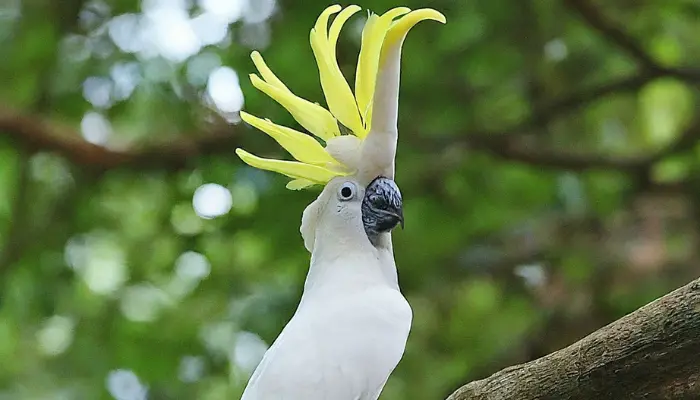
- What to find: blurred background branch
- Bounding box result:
[563,0,662,72]
[458,116,700,172]
[0,106,242,172]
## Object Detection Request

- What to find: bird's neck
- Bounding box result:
[302,229,399,298]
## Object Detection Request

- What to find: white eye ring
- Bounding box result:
[338,182,356,201]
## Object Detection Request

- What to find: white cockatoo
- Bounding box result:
[235,5,445,399]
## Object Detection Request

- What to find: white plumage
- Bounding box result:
[235,5,445,399]
[241,179,412,400]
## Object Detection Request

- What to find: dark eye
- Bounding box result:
[338,182,356,201]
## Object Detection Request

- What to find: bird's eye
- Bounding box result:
[338,182,356,201]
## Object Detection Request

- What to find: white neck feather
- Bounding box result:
[302,224,399,300]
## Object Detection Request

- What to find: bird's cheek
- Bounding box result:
[337,204,356,223]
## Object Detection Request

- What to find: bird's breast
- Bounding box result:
[241,286,412,400]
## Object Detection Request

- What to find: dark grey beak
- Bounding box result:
[362,177,404,245]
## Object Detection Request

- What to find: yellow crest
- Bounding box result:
[235,5,446,190]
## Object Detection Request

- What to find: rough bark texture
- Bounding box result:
[447,278,700,400]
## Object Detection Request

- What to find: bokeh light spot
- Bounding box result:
[207,67,244,113]
[193,183,233,219]
[36,315,75,357]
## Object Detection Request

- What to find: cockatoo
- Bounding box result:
[235,5,445,399]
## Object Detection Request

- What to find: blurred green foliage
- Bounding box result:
[1,0,700,399]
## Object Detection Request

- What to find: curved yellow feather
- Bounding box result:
[249,74,340,141]
[314,4,342,35]
[235,149,344,183]
[286,179,316,190]
[329,5,361,48]
[237,5,446,190]
[250,51,288,91]
[355,7,411,133]
[240,111,341,167]
[310,6,364,136]
[383,9,446,56]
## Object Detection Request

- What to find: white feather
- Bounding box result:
[241,179,412,400]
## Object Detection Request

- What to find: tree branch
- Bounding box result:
[447,277,700,400]
[0,107,242,172]
[418,74,653,170]
[523,73,655,131]
[563,0,660,72]
[436,66,700,172]
[462,135,645,171]
[461,117,700,172]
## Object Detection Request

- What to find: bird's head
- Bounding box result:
[298,175,404,253]
[235,4,445,252]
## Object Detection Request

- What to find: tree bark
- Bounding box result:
[447,277,700,400]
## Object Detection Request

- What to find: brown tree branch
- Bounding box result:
[561,0,700,84]
[563,0,660,72]
[461,135,645,171]
[0,107,242,172]
[523,72,655,131]
[461,117,700,172]
[414,71,700,172]
[447,277,700,400]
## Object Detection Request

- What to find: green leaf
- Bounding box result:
[639,79,694,147]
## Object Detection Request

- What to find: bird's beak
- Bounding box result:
[379,201,404,232]
[391,207,404,230]
[362,177,404,240]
